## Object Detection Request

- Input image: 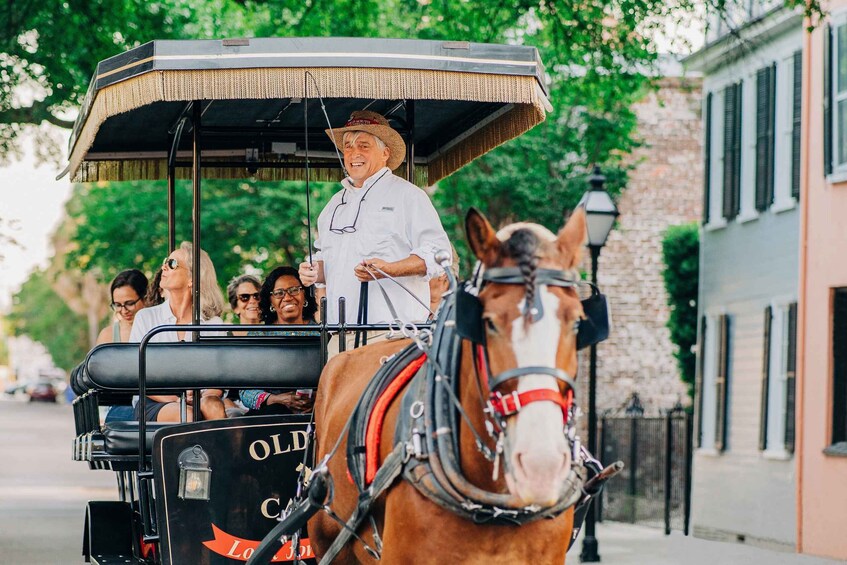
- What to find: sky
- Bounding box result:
[0,132,72,311]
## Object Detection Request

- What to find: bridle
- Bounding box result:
[460,265,589,438]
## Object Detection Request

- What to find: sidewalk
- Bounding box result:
[574,522,846,565]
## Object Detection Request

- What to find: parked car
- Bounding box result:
[28,380,57,403]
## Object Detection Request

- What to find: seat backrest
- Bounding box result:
[85,338,322,392]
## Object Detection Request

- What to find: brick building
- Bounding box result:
[580,75,703,417]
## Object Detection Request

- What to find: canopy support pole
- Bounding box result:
[167,117,189,253]
[405,100,415,182]
[191,102,202,329]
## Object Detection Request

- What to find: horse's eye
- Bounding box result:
[484,317,498,334]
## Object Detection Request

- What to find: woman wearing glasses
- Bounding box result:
[129,242,228,422]
[226,274,262,336]
[96,269,149,422]
[240,266,317,415]
[96,269,148,345]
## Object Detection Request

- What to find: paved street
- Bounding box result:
[0,396,844,564]
[574,522,846,565]
[0,398,116,565]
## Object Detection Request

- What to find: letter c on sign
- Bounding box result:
[261,497,280,519]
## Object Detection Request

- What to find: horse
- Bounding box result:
[308,207,591,564]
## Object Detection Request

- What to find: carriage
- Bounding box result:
[67,37,620,564]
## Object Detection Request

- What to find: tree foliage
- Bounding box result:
[6,269,89,371]
[661,222,699,398]
[65,178,337,286]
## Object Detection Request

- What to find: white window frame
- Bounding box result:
[832,13,847,175]
[763,299,795,459]
[738,73,759,222]
[706,91,727,230]
[773,54,797,212]
[699,313,721,453]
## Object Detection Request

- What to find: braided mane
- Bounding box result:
[502,228,540,326]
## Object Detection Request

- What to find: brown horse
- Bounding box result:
[309,207,588,564]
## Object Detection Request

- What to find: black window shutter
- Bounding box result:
[723,84,741,220]
[755,67,776,212]
[785,302,797,453]
[792,51,803,201]
[715,314,731,452]
[704,92,713,224]
[696,316,707,448]
[733,82,743,217]
[824,25,833,176]
[760,306,772,451]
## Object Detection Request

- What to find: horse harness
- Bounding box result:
[248,264,618,564]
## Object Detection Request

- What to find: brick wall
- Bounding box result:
[577,77,704,417]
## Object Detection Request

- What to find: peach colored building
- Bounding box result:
[797,8,847,560]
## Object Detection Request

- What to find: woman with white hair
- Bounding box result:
[129,241,227,422]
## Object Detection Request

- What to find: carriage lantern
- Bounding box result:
[177,445,212,501]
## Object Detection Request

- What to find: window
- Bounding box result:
[759,302,797,455]
[698,314,732,451]
[832,288,847,446]
[723,83,743,220]
[825,20,847,175]
[755,65,776,211]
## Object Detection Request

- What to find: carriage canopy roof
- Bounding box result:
[64,37,551,186]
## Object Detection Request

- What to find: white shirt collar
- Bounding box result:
[341,167,391,192]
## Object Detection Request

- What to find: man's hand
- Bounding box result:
[354,258,391,282]
[267,392,314,413]
[299,261,319,286]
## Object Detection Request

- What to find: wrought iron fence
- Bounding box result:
[598,402,693,535]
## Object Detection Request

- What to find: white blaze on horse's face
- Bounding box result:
[503,289,573,507]
[494,223,573,507]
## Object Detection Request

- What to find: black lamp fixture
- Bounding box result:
[581,166,620,249]
[177,445,212,501]
[579,165,619,563]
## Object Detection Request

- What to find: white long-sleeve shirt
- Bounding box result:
[129,300,224,343]
[313,168,450,325]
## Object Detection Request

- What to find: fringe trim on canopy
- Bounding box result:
[69,67,548,185]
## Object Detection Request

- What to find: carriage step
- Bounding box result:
[84,501,136,564]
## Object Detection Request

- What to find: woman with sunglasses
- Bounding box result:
[226,274,262,336]
[129,242,228,422]
[96,269,148,345]
[240,266,318,415]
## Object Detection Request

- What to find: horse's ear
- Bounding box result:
[465,208,499,264]
[556,207,587,270]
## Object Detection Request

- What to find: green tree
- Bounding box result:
[6,269,90,371]
[65,178,336,286]
[661,222,699,398]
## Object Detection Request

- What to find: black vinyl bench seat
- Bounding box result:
[72,337,323,466]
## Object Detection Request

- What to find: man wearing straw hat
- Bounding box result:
[299,110,450,348]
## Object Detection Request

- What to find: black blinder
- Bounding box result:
[456,285,485,343]
[577,290,610,350]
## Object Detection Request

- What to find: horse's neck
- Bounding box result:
[457,341,505,493]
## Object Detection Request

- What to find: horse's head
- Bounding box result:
[464,207,588,507]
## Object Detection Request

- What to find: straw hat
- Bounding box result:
[325,110,407,171]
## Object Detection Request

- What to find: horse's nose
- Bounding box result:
[509,408,572,507]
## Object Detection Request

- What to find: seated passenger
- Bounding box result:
[240,267,317,415]
[226,274,262,336]
[129,242,227,422]
[96,269,148,422]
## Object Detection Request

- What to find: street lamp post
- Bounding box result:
[579,165,620,563]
